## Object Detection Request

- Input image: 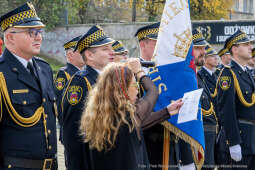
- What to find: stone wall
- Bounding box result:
[41,22,241,64]
[41,23,152,64]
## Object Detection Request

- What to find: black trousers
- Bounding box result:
[202,131,216,170]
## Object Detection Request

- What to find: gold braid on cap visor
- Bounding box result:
[77,29,105,53]
[1,9,37,31]
[137,28,159,41]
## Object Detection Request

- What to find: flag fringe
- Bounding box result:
[161,121,204,170]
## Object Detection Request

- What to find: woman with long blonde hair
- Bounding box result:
[80,59,183,170]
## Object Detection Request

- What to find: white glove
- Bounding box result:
[180,163,196,170]
[229,144,242,162]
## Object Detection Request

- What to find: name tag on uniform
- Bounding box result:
[12,89,29,94]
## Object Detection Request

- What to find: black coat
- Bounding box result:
[0,48,57,159]
[217,60,255,155]
[62,66,98,170]
[54,63,79,124]
[197,68,218,126]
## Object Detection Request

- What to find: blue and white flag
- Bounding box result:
[148,0,205,169]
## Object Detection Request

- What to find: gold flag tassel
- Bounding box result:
[162,127,170,170]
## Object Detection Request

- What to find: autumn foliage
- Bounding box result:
[190,0,234,20]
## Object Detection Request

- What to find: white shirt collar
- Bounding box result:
[202,66,214,76]
[232,59,246,71]
[12,53,32,68]
[247,66,254,70]
[93,68,101,74]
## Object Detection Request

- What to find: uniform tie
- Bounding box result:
[27,61,38,80]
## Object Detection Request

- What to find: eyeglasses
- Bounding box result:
[10,28,44,38]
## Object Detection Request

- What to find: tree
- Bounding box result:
[190,0,234,20]
[130,0,234,21]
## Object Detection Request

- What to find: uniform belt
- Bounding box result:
[238,119,255,126]
[204,125,217,132]
[0,156,55,170]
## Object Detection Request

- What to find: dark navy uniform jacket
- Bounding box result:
[62,65,98,170]
[217,60,255,155]
[197,67,218,126]
[0,49,57,160]
[248,68,255,80]
[198,67,217,94]
[54,63,79,123]
[215,64,224,78]
[197,69,217,126]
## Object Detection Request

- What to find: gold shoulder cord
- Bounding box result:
[64,71,71,81]
[211,69,225,98]
[0,72,49,148]
[61,75,74,113]
[201,102,214,116]
[60,75,92,115]
[230,69,255,107]
[84,77,92,91]
[201,102,218,132]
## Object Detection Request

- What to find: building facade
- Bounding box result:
[231,0,255,19]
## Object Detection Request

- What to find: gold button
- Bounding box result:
[43,98,46,102]
[49,145,52,150]
[8,164,12,168]
[23,101,27,105]
[48,129,51,134]
[45,114,48,118]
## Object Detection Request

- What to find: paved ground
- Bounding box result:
[57,129,66,170]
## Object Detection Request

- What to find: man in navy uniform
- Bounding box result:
[54,35,84,140]
[0,2,57,170]
[215,48,231,77]
[54,35,85,169]
[197,43,219,170]
[135,23,196,170]
[135,22,159,62]
[54,35,84,106]
[61,25,115,170]
[217,30,255,169]
[112,40,129,62]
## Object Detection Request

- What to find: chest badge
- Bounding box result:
[55,77,66,90]
[219,76,231,90]
[67,86,83,105]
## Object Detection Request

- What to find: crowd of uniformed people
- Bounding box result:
[0,2,255,170]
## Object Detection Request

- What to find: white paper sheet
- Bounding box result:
[177,88,203,124]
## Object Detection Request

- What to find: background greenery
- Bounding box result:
[0,0,234,30]
[0,0,234,77]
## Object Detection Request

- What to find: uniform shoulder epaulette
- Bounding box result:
[59,66,67,71]
[75,70,89,78]
[34,56,49,65]
[224,65,231,69]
